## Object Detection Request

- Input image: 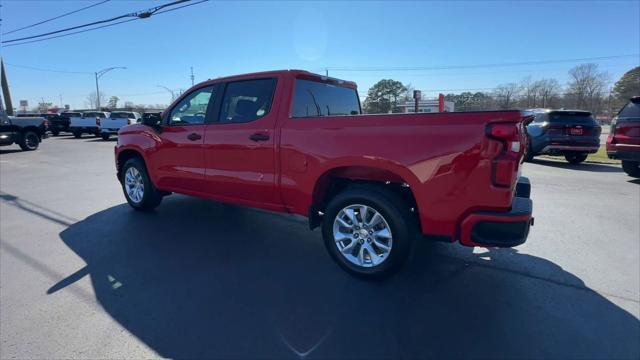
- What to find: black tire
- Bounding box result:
[121,157,163,211]
[73,131,82,139]
[94,132,101,138]
[321,185,415,279]
[524,143,535,162]
[565,153,588,164]
[101,133,110,141]
[622,160,640,178]
[51,130,60,136]
[18,131,40,151]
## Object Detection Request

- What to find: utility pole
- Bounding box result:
[94,67,127,110]
[190,66,195,86]
[1,58,14,115]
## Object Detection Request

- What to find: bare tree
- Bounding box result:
[519,76,542,108]
[86,91,107,110]
[566,63,610,113]
[493,83,520,109]
[535,79,561,108]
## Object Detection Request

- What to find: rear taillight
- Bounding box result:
[541,123,564,135]
[486,122,521,187]
[96,117,101,126]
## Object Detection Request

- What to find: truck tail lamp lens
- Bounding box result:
[487,122,521,188]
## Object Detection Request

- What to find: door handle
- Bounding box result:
[249,133,270,142]
[187,133,201,141]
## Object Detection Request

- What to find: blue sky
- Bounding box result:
[1,0,639,109]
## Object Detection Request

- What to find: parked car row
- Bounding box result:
[607,96,640,178]
[524,109,602,164]
[1,108,48,151]
[14,111,144,140]
[521,97,640,178]
[1,107,161,151]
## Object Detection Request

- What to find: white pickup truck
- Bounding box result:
[69,111,109,138]
[99,111,140,140]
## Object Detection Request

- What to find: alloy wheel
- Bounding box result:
[124,167,145,204]
[332,204,393,268]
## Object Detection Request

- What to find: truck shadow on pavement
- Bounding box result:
[53,196,639,359]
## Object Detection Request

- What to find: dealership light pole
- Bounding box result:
[157,85,176,102]
[95,67,126,110]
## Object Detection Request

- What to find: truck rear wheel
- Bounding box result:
[73,131,82,138]
[19,131,40,151]
[321,185,414,278]
[101,133,110,140]
[565,153,588,164]
[622,160,640,178]
[121,157,163,211]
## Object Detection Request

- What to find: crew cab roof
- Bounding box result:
[203,69,357,89]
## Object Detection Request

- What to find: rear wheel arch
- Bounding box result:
[309,166,420,229]
[20,126,42,139]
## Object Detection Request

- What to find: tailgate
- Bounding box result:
[101,118,129,130]
[70,117,97,127]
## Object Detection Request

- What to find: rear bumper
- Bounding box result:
[459,177,533,247]
[100,128,120,134]
[69,126,99,133]
[540,145,599,153]
[531,135,600,155]
[607,144,640,161]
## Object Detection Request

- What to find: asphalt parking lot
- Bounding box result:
[1,135,639,359]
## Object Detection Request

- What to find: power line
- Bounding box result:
[3,18,139,47]
[2,0,111,36]
[2,0,193,44]
[5,63,92,74]
[325,54,639,72]
[154,0,209,15]
[1,0,209,48]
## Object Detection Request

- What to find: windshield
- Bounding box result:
[548,111,596,124]
[618,101,640,119]
[84,112,106,118]
[110,112,134,119]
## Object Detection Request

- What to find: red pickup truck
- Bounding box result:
[114,70,533,277]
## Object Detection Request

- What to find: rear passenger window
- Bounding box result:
[292,79,361,118]
[218,79,276,123]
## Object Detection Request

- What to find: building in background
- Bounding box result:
[397,94,455,113]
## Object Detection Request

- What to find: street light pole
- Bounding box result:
[94,67,126,110]
[157,85,176,101]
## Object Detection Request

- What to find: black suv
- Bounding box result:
[525,109,602,164]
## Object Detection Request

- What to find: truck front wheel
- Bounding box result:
[19,131,40,151]
[321,185,414,278]
[121,157,163,211]
[101,133,110,140]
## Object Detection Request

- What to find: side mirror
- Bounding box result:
[141,113,162,129]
